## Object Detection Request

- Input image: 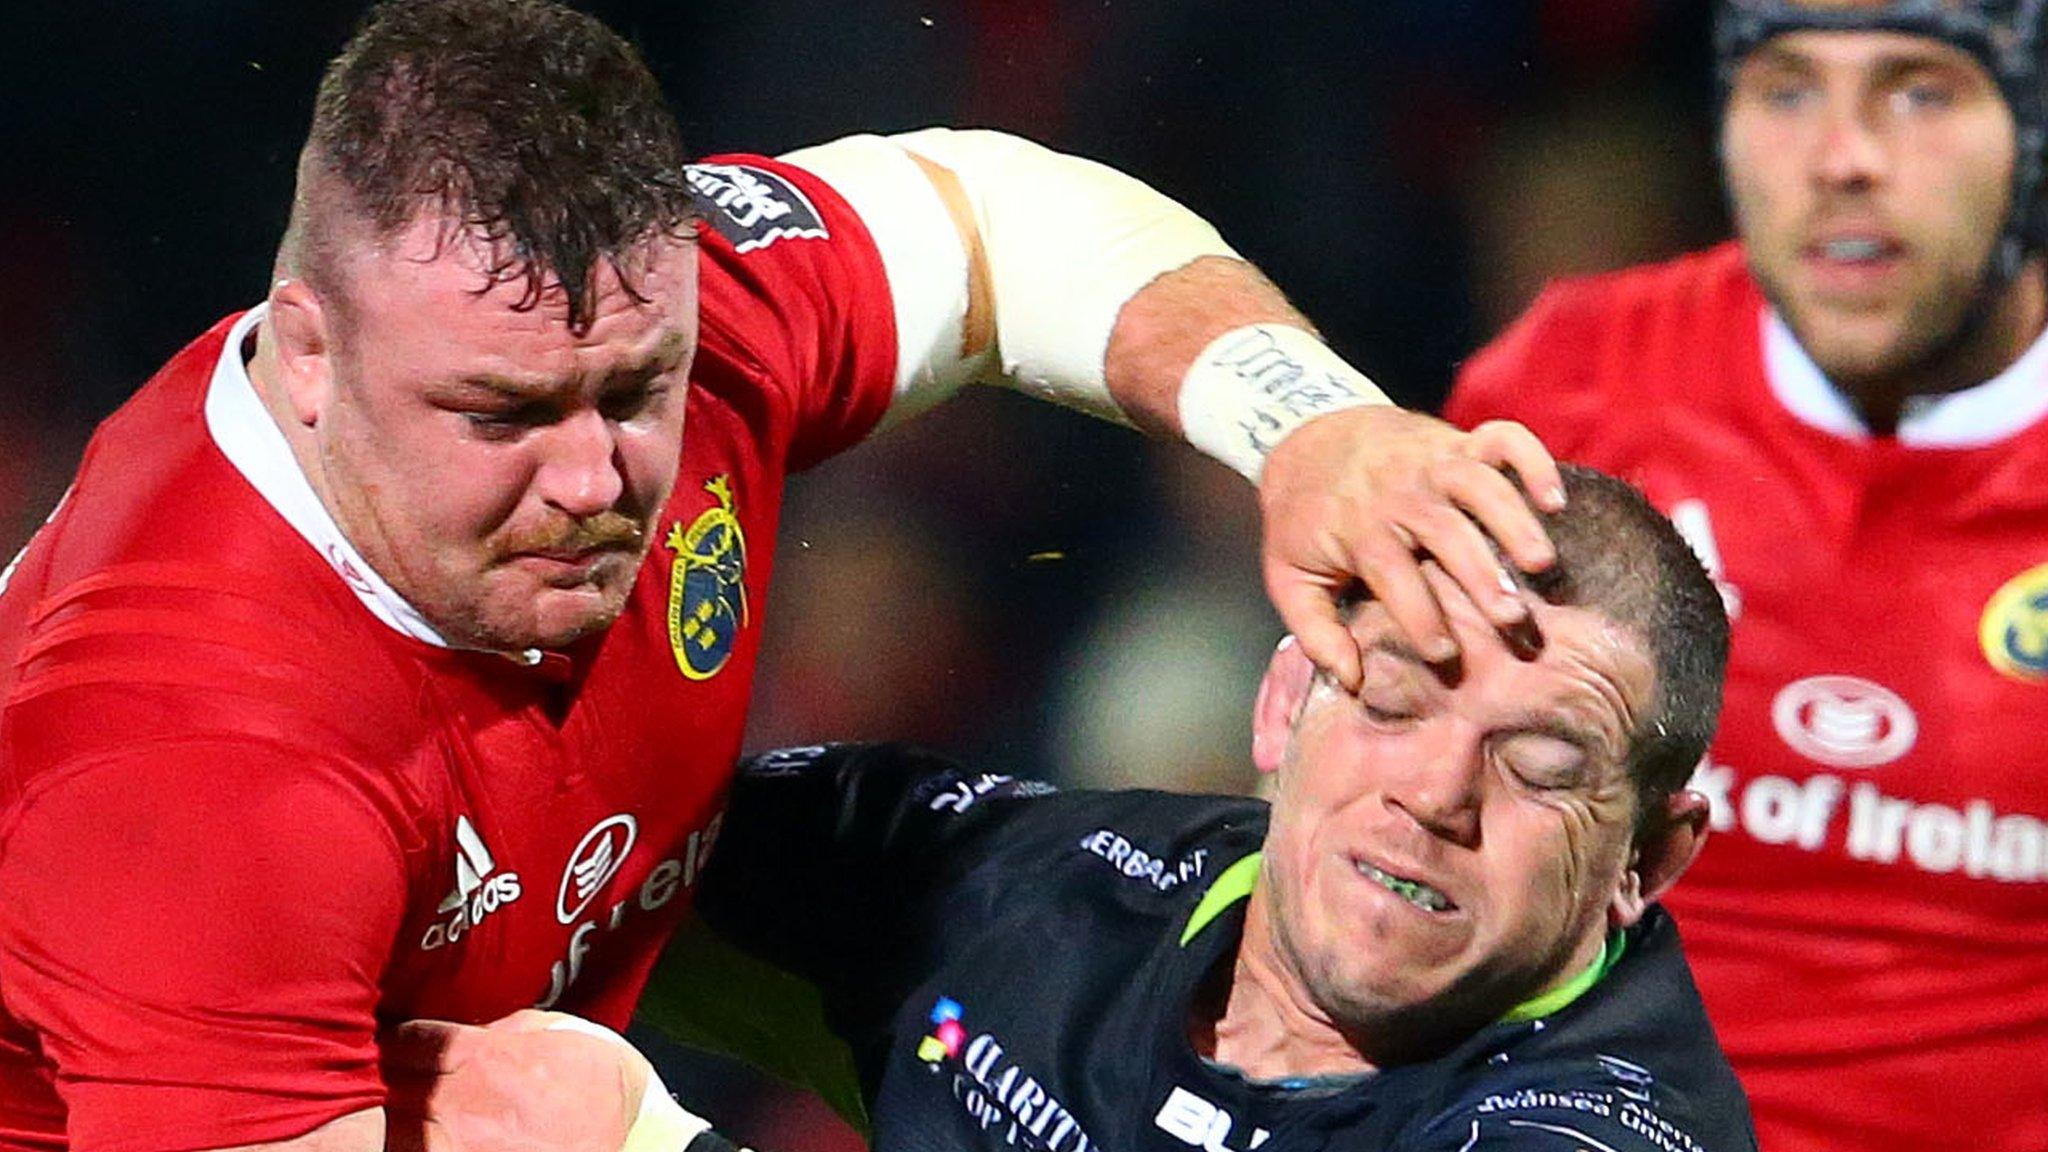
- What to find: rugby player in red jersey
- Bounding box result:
[0,2,1566,1150]
[1447,2,2048,1148]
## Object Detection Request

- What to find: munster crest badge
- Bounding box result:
[664,475,748,681]
[1981,560,2048,682]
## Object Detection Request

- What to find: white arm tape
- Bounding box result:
[779,133,990,430]
[784,128,1241,430]
[544,1015,711,1152]
[1178,324,1392,484]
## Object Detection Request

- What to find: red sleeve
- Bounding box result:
[0,743,410,1152]
[1444,281,1617,461]
[689,155,900,472]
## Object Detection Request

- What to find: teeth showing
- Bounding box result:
[1358,862,1451,912]
[1823,238,1885,261]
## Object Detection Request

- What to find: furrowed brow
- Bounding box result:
[593,330,692,390]
[435,375,573,409]
[1504,712,1620,767]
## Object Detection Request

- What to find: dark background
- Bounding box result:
[0,1,1732,1141]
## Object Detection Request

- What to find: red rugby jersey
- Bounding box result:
[1448,241,2048,1152]
[0,155,897,1152]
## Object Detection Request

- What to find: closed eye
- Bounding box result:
[1495,734,1591,792]
[461,403,556,440]
[599,381,670,423]
[1363,703,1418,727]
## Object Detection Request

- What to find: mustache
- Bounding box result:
[498,511,647,556]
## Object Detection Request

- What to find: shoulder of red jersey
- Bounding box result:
[1447,243,1761,451]
[687,153,901,471]
[3,557,438,774]
[0,331,433,1139]
[0,317,450,799]
[0,555,444,869]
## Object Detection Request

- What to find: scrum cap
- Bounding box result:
[1716,0,2048,281]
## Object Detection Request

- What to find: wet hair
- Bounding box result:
[1337,464,1730,832]
[282,0,698,332]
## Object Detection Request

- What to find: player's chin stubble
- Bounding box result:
[443,531,653,651]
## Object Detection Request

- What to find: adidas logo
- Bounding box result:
[421,815,523,951]
[438,816,496,912]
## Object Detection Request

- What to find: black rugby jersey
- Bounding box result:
[662,743,1757,1152]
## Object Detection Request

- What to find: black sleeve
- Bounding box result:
[694,743,1059,1051]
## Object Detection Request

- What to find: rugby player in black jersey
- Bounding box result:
[395,466,1755,1152]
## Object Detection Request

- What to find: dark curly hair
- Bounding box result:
[283,0,698,332]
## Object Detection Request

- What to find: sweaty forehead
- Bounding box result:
[344,214,698,334]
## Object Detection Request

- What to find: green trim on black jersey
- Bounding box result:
[1179,851,1264,945]
[1500,929,1627,1023]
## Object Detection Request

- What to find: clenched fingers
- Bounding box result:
[1257,407,1564,684]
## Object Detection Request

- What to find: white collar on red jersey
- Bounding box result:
[203,303,457,650]
[1762,307,2048,447]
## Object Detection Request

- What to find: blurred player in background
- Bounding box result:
[1447,1,2048,1148]
[0,1,1568,1149]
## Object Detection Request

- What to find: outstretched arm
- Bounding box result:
[1111,258,1564,682]
[787,129,1562,687]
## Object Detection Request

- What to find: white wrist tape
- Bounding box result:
[1177,324,1392,484]
[543,1016,711,1152]
[621,1076,703,1152]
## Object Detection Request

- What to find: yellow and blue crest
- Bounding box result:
[664,475,748,681]
[1980,561,2048,681]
